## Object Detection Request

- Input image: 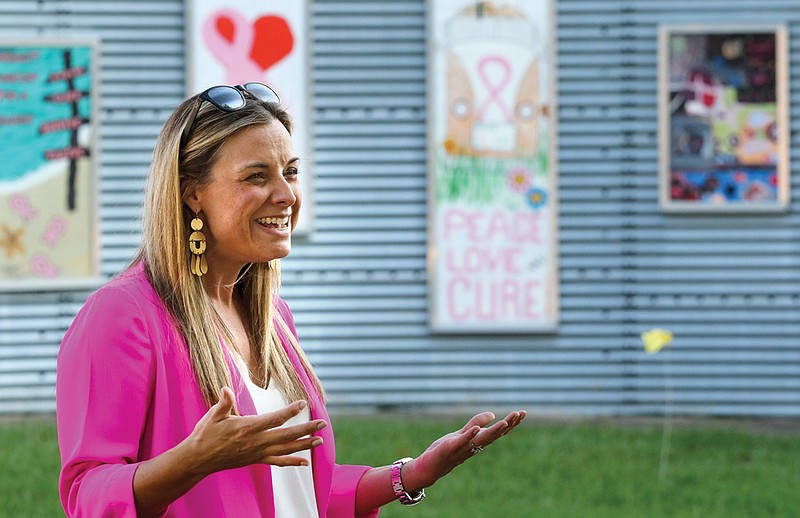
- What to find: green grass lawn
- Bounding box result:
[3,415,800,517]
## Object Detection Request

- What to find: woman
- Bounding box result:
[56,83,526,517]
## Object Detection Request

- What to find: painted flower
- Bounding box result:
[443,138,457,154]
[507,166,531,193]
[641,328,673,354]
[526,187,547,210]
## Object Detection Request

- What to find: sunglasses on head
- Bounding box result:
[180,82,281,149]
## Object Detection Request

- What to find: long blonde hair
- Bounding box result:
[135,91,324,409]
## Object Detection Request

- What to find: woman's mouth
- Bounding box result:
[256,216,290,229]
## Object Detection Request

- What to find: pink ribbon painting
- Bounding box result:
[30,254,59,278]
[476,55,514,123]
[42,217,67,247]
[8,193,37,222]
[203,9,294,85]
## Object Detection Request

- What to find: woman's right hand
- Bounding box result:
[133,387,325,516]
[185,386,326,476]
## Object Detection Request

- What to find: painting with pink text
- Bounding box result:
[0,40,99,285]
[186,0,313,233]
[428,0,558,332]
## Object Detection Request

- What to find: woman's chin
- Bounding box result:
[259,246,291,263]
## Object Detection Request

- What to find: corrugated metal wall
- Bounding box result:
[555,0,800,416]
[1,0,799,416]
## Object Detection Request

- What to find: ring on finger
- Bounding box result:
[469,439,483,455]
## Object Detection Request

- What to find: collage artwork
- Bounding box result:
[664,29,787,209]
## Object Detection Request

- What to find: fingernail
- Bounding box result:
[316,421,327,430]
[311,438,323,447]
[298,400,307,410]
[300,460,310,466]
[499,422,509,431]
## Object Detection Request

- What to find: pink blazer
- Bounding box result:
[57,263,379,517]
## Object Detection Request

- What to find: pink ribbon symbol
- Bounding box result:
[203,9,264,85]
[30,254,59,278]
[476,55,514,123]
[42,217,67,247]
[8,194,36,222]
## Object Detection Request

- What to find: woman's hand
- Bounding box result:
[134,387,326,516]
[402,410,526,490]
[184,387,326,476]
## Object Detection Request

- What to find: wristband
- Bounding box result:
[390,457,425,506]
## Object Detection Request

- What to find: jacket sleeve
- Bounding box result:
[57,284,157,517]
[328,465,380,518]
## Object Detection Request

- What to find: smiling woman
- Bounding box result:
[184,122,301,275]
[55,83,525,518]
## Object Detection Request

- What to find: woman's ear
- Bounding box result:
[182,181,202,214]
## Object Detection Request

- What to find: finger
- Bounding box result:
[211,387,236,421]
[459,412,495,432]
[473,418,510,448]
[502,413,521,435]
[260,436,324,459]
[250,400,309,430]
[263,455,311,467]
[512,410,526,428]
[502,413,520,435]
[457,426,481,452]
[504,410,527,435]
[261,418,326,443]
[499,411,519,429]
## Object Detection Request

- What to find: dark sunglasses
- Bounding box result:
[180,82,281,149]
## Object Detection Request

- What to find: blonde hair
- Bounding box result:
[134,92,324,410]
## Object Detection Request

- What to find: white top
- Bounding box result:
[235,357,320,518]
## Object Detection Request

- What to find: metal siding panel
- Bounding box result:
[549,0,800,417]
[1,0,800,417]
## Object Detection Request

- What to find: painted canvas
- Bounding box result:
[428,0,558,332]
[0,40,98,285]
[659,25,789,211]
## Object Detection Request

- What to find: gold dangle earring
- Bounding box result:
[189,214,208,277]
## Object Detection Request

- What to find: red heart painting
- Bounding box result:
[251,16,294,71]
[216,14,294,73]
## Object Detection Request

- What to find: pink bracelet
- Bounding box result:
[389,457,425,505]
[390,457,426,506]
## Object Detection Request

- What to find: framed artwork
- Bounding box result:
[658,24,789,212]
[185,0,314,233]
[0,39,100,288]
[427,0,558,333]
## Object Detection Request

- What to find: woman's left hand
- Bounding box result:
[402,410,526,490]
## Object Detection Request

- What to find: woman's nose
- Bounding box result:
[270,176,297,205]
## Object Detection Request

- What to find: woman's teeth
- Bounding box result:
[257,216,290,228]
